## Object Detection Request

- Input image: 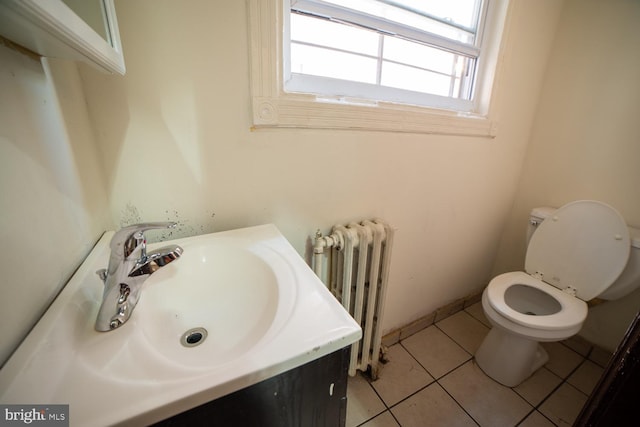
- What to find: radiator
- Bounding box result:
[312,219,394,379]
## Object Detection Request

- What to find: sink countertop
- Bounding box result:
[0,224,361,426]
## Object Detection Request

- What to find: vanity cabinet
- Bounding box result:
[155,347,350,427]
[0,0,125,74]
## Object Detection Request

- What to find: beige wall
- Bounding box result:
[2,0,634,372]
[78,0,564,336]
[0,45,111,366]
[493,0,640,352]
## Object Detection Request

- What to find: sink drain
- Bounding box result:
[181,327,208,347]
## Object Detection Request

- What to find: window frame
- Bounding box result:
[248,0,511,136]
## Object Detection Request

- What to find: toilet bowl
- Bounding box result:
[475,200,637,387]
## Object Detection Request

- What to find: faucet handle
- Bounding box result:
[110,222,178,258]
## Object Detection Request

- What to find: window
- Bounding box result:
[248,0,510,136]
[287,0,485,111]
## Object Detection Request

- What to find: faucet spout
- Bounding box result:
[95,223,183,332]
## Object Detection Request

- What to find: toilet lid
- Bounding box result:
[525,200,630,301]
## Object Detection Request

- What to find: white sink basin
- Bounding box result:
[138,237,291,369]
[0,224,361,426]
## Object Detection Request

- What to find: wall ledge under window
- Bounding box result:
[251,95,498,136]
[248,0,507,137]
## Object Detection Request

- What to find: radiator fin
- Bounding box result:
[313,219,394,379]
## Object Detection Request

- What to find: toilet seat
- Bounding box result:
[487,271,587,331]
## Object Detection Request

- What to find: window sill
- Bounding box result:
[251,94,497,136]
[248,0,500,137]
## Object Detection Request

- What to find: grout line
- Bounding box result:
[435,369,482,427]
[352,376,387,427]
[537,409,560,426]
[515,408,537,426]
[357,310,605,427]
[387,408,403,427]
[400,338,472,381]
[402,326,535,426]
[524,356,588,427]
[365,342,438,423]
[398,339,480,426]
[433,319,479,356]
[510,367,562,406]
[361,375,406,427]
[368,382,390,411]
[381,290,484,346]
[462,306,491,328]
[413,325,590,426]
[514,407,559,427]
[381,378,436,411]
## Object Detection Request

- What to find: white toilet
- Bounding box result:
[475,200,640,387]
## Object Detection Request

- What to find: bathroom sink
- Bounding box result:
[137,238,290,368]
[77,233,297,381]
[0,224,361,426]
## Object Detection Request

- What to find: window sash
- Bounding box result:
[291,0,483,58]
[286,73,475,111]
[287,0,487,109]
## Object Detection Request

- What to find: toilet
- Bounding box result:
[475,200,640,387]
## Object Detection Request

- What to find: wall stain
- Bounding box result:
[120,203,142,228]
[118,204,216,242]
[158,210,216,241]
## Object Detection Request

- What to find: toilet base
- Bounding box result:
[475,327,549,387]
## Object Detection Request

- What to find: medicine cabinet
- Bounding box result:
[0,0,125,74]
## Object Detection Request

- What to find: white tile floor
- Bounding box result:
[346,302,611,427]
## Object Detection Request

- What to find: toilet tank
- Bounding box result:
[527,206,640,300]
[526,207,557,244]
[600,226,640,300]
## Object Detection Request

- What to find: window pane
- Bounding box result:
[290,43,378,84]
[287,0,486,106]
[389,0,482,30]
[383,36,461,75]
[290,13,380,56]
[321,0,478,43]
[381,62,452,97]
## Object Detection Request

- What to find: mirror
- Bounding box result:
[61,0,111,45]
[0,0,125,75]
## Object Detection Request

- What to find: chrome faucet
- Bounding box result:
[95,222,183,331]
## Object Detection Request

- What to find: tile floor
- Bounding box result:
[346,302,612,427]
